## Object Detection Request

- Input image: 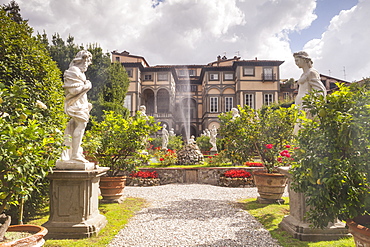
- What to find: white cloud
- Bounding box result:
[304,0,370,81]
[2,0,334,80]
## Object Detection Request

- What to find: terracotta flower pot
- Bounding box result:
[253,171,287,202]
[347,215,370,247]
[99,176,126,203]
[1,224,48,247]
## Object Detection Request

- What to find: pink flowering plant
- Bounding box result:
[261,144,296,173]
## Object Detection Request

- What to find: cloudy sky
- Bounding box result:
[2,0,369,81]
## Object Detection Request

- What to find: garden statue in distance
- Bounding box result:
[138,105,149,120]
[210,125,218,152]
[56,50,94,169]
[293,51,327,134]
[162,124,169,150]
[231,107,240,119]
[169,128,175,137]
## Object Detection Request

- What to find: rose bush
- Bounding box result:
[223,169,251,178]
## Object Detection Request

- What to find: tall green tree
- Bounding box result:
[0,6,65,220]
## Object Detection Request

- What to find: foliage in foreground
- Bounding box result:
[241,198,354,247]
[291,81,370,228]
[0,7,65,221]
[28,197,146,247]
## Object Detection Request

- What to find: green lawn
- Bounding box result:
[29,197,147,247]
[239,197,355,247]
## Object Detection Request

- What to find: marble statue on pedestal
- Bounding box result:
[57,50,94,169]
[162,124,169,150]
[293,51,327,134]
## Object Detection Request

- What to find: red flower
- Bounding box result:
[244,162,263,167]
[224,169,251,178]
[277,157,283,162]
[130,171,158,179]
[285,145,291,148]
[159,158,164,161]
[265,144,274,149]
[214,153,219,156]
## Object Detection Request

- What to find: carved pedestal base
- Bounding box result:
[43,167,109,239]
[277,167,350,241]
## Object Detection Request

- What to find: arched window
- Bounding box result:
[142,89,154,114]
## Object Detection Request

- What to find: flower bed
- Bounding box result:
[126,171,160,186]
[219,169,254,187]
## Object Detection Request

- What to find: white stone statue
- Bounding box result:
[162,124,169,150]
[209,125,217,152]
[231,107,240,119]
[138,105,148,119]
[293,51,327,134]
[188,135,196,145]
[59,50,93,166]
[169,128,175,137]
[205,129,210,138]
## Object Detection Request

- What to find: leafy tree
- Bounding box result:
[2,0,23,24]
[291,81,370,228]
[84,111,161,176]
[218,105,298,170]
[92,61,130,120]
[0,7,65,221]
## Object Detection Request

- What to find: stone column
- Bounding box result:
[43,167,109,239]
[278,167,350,241]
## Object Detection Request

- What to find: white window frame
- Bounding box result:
[243,67,254,76]
[158,73,168,81]
[264,93,274,106]
[189,69,196,76]
[225,97,233,112]
[126,69,133,78]
[210,97,218,113]
[224,73,233,80]
[144,74,152,81]
[263,67,273,80]
[283,92,290,100]
[123,95,132,111]
[245,93,254,109]
[209,73,219,81]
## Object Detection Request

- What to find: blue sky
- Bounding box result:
[2,0,369,81]
[289,0,358,52]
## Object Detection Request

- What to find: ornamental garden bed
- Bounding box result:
[122,167,264,186]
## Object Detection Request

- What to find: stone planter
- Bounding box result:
[99,176,126,203]
[126,177,160,187]
[253,171,287,203]
[218,176,254,187]
[2,224,48,247]
[347,215,370,247]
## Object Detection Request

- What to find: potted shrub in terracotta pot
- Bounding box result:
[84,110,160,203]
[219,104,298,203]
[290,80,370,246]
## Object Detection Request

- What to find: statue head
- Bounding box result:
[70,50,92,72]
[139,105,146,112]
[293,51,313,68]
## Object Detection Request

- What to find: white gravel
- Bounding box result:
[109,184,285,247]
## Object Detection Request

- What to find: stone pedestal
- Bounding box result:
[278,167,350,241]
[43,167,109,239]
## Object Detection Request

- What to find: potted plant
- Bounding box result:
[290,80,370,245]
[219,169,253,187]
[219,104,298,202]
[84,110,160,202]
[127,170,160,186]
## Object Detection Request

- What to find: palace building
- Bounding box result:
[112,50,285,137]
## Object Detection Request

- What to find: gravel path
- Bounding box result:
[109,184,284,247]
